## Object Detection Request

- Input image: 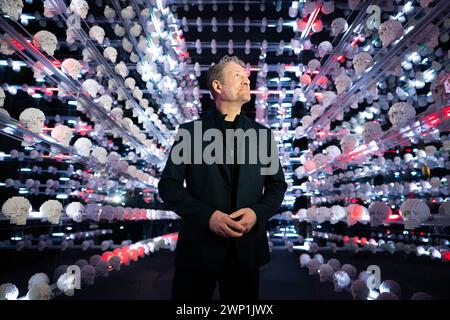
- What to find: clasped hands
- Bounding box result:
[209,208,257,238]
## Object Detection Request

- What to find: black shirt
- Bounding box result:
[223,117,240,213]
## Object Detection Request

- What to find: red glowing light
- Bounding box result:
[102,251,113,262]
[343,235,350,243]
[314,92,324,101]
[351,36,363,47]
[117,250,130,265]
[54,153,70,161]
[317,131,326,139]
[129,249,139,262]
[387,208,402,221]
[144,197,152,203]
[9,38,25,51]
[441,106,450,118]
[51,60,61,67]
[422,113,440,127]
[162,233,179,242]
[336,55,345,63]
[137,246,145,258]
[387,214,401,221]
[78,127,91,132]
[132,212,140,220]
[312,20,322,31]
[442,251,450,262]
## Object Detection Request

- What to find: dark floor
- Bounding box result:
[1,248,449,300]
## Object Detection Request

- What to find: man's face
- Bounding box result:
[216,62,251,103]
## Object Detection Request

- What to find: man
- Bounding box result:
[158,56,287,300]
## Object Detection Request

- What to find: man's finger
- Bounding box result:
[225,218,246,232]
[228,210,245,219]
[222,225,243,238]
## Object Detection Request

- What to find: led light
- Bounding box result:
[403,1,414,14]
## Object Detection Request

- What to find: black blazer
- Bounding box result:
[158,108,287,271]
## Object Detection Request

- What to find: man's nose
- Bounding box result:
[241,76,250,86]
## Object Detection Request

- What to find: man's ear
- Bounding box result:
[212,80,221,95]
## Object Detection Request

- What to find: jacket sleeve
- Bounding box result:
[158,124,216,225]
[250,129,287,225]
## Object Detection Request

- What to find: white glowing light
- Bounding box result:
[403,1,414,14]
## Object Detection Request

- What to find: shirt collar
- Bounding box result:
[211,106,247,132]
[213,107,242,123]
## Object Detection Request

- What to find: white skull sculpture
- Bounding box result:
[19,108,45,134]
[81,265,96,285]
[299,253,311,268]
[388,102,416,128]
[109,256,121,271]
[334,74,352,94]
[333,271,351,292]
[0,283,19,300]
[319,264,334,282]
[341,135,358,154]
[378,20,404,48]
[56,272,76,296]
[353,52,373,76]
[400,199,431,229]
[95,260,109,277]
[368,201,389,227]
[39,200,63,224]
[331,18,348,36]
[1,196,31,225]
[65,202,85,222]
[307,258,321,275]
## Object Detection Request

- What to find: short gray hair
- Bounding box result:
[206,55,246,99]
